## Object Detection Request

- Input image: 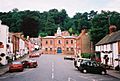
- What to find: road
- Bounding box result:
[0,54,120,81]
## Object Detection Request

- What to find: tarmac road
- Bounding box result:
[0,54,120,81]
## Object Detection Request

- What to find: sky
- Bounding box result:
[0,0,120,17]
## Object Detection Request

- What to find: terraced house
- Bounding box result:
[0,20,9,65]
[41,27,93,55]
[96,25,120,68]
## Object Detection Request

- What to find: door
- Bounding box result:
[57,47,62,54]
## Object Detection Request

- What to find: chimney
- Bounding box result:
[109,25,117,34]
[81,29,87,34]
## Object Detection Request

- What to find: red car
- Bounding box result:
[22,59,38,68]
[9,61,24,72]
[29,53,40,58]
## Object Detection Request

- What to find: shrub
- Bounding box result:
[81,53,92,58]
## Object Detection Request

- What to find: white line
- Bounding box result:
[0,76,8,79]
[52,68,54,72]
[52,61,54,79]
[68,77,71,81]
[52,63,54,68]
[92,79,98,81]
[52,73,54,79]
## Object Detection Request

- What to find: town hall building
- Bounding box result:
[41,27,93,55]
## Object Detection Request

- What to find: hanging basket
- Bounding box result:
[6,56,10,60]
[0,53,5,57]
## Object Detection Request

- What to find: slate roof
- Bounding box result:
[96,30,120,45]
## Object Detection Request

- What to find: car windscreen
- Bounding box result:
[81,60,89,64]
[12,62,22,64]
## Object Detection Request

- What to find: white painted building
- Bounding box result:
[0,20,9,65]
[95,25,120,68]
[19,38,25,57]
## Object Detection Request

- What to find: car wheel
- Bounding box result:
[76,67,79,70]
[101,71,106,75]
[9,70,13,73]
[83,69,87,73]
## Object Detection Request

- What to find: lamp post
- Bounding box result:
[108,15,111,26]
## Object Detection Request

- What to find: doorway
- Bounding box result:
[57,47,62,54]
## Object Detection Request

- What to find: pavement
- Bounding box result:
[0,54,29,76]
[107,69,120,79]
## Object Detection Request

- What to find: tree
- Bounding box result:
[21,17,40,37]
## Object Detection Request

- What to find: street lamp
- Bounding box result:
[108,15,111,26]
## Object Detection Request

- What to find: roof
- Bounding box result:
[42,36,76,39]
[43,36,56,38]
[96,30,120,45]
[63,36,76,38]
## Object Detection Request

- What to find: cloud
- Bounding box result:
[0,0,120,17]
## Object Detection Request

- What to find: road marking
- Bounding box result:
[0,76,8,79]
[52,62,54,68]
[0,73,15,79]
[52,61,54,79]
[52,68,54,72]
[0,69,34,79]
[68,77,76,81]
[52,73,54,79]
[92,79,98,81]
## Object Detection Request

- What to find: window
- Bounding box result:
[50,40,52,45]
[8,37,10,43]
[58,40,61,44]
[67,48,69,51]
[50,48,52,51]
[71,48,74,51]
[46,41,48,44]
[45,48,48,51]
[66,40,68,44]
[71,40,73,44]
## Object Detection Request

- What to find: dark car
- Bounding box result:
[9,61,24,72]
[64,56,75,60]
[79,60,107,75]
[22,59,38,68]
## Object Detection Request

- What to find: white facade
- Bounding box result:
[19,39,25,57]
[95,42,119,68]
[0,20,9,65]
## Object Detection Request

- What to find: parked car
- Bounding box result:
[64,55,75,60]
[79,60,107,74]
[74,58,90,70]
[29,53,40,58]
[9,61,24,72]
[22,59,38,68]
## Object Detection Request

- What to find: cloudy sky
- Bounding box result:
[0,0,120,17]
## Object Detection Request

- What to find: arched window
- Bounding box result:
[67,48,69,51]
[46,41,48,44]
[71,40,73,44]
[45,48,48,51]
[66,40,68,44]
[58,40,61,44]
[50,48,52,51]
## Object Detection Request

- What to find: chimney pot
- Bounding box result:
[109,25,117,34]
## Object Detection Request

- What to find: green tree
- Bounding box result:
[21,17,40,37]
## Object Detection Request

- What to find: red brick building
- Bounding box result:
[41,27,93,55]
